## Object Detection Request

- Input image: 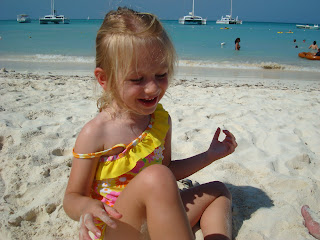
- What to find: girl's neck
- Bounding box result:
[103,106,151,140]
[104,102,151,125]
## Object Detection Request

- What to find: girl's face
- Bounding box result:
[117,46,169,116]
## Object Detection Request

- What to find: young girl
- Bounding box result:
[63,7,237,240]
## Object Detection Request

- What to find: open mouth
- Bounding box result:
[138,97,158,107]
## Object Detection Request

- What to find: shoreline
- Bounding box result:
[1,62,320,82]
[0,69,320,240]
[1,53,320,76]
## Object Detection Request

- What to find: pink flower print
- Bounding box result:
[105,191,121,206]
[130,160,145,173]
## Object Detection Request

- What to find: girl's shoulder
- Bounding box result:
[81,112,110,136]
[74,111,114,154]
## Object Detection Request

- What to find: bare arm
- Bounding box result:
[162,116,237,180]
[63,156,100,221]
[63,122,122,239]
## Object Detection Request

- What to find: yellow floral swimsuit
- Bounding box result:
[73,104,169,239]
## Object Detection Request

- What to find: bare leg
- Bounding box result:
[301,205,320,240]
[180,181,232,240]
[104,164,194,240]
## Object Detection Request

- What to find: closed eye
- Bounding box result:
[155,73,168,79]
[130,77,143,83]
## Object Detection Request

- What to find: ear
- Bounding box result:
[94,67,108,90]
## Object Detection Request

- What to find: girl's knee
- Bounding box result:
[207,181,232,200]
[139,164,177,192]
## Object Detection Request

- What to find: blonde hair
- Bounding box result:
[96,7,176,112]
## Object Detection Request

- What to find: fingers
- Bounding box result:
[79,204,122,240]
[96,207,118,229]
[222,130,238,151]
[79,214,101,240]
[223,130,236,143]
[225,141,237,153]
[104,204,122,219]
[213,127,221,140]
[222,129,235,139]
[214,128,236,142]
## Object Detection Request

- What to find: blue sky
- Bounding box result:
[1,0,319,23]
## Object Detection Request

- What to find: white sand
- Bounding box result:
[0,68,320,240]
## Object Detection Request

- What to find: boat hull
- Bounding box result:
[216,21,242,24]
[296,24,319,30]
[39,16,70,24]
[179,19,206,25]
[18,19,32,23]
[216,15,242,24]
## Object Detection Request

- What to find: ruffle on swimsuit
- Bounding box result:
[73,104,170,179]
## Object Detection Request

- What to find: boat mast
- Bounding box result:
[51,0,56,16]
[51,0,53,15]
[192,0,195,16]
[230,0,233,18]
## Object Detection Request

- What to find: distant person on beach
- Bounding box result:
[301,205,320,239]
[309,41,318,50]
[235,37,241,50]
[63,7,237,240]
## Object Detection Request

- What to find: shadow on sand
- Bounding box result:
[225,183,274,239]
[181,181,274,239]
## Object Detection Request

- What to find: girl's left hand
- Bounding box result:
[207,127,237,161]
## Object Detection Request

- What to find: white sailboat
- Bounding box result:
[179,0,206,25]
[296,24,319,30]
[39,0,70,24]
[17,14,31,23]
[216,0,242,24]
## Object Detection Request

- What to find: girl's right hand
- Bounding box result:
[79,200,122,240]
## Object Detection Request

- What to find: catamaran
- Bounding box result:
[179,0,206,25]
[17,14,31,23]
[216,0,242,24]
[296,24,319,30]
[39,0,70,24]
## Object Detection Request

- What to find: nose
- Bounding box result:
[145,77,160,95]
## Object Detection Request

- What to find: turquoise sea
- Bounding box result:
[0,19,319,73]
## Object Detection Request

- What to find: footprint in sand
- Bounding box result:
[45,203,57,214]
[286,153,311,171]
[51,148,65,156]
[25,110,55,120]
[180,129,202,142]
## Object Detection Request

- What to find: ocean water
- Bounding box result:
[0,19,319,73]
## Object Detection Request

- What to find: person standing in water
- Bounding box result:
[309,41,318,50]
[235,38,241,50]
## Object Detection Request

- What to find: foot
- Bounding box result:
[301,205,320,239]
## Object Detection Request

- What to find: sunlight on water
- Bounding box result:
[0,19,319,72]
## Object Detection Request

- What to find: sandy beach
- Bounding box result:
[0,67,320,240]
